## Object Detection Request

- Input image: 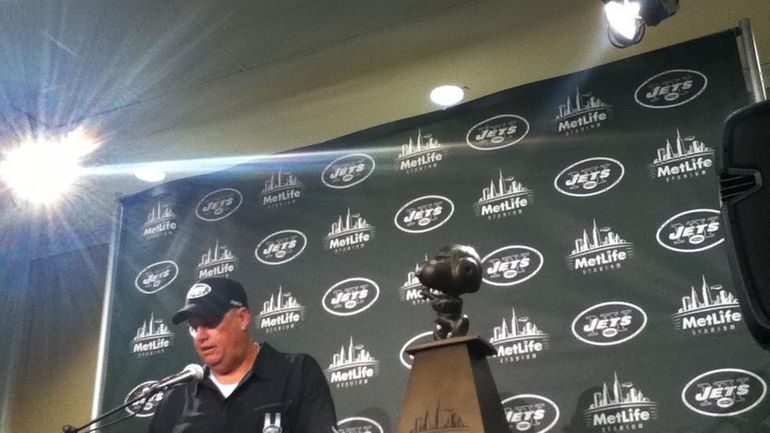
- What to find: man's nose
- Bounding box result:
[195,327,209,340]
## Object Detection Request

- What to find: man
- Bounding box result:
[147,277,337,433]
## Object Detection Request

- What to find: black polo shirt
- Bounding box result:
[147,342,337,433]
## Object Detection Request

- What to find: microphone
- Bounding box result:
[59,364,205,433]
[148,364,204,393]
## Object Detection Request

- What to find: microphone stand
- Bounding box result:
[61,365,204,433]
[61,386,165,433]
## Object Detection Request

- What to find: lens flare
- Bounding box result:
[0,128,98,205]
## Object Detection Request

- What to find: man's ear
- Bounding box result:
[238,307,251,331]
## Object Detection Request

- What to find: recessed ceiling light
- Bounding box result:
[134,166,166,182]
[430,85,465,107]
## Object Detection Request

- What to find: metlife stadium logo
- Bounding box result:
[502,394,560,433]
[466,114,530,150]
[395,129,446,174]
[196,188,243,221]
[142,199,178,239]
[134,260,179,294]
[260,169,303,208]
[322,154,376,189]
[257,286,305,333]
[555,87,612,136]
[554,157,624,197]
[656,209,723,253]
[490,307,550,364]
[325,337,379,388]
[648,130,714,182]
[681,369,766,417]
[566,220,634,275]
[130,313,174,357]
[672,276,742,336]
[195,239,238,279]
[583,372,657,431]
[325,208,376,254]
[255,230,307,265]
[474,170,534,220]
[635,69,708,109]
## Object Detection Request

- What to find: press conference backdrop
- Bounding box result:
[98,30,770,433]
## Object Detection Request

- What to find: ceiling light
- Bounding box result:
[0,128,98,205]
[602,0,679,48]
[605,1,644,45]
[430,85,465,107]
[134,166,166,182]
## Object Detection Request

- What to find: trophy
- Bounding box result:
[396,244,508,433]
[417,244,482,340]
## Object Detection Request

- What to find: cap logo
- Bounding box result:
[187,283,212,299]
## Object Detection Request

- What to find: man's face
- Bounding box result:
[189,307,249,373]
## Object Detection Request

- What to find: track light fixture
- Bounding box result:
[602,0,679,48]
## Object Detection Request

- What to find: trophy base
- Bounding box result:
[395,335,508,433]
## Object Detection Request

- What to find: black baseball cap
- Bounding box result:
[172,277,249,325]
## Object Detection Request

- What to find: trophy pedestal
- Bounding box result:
[396,335,508,433]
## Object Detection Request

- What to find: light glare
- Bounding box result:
[0,129,97,205]
[60,127,99,157]
[430,85,465,107]
[604,1,642,40]
[134,166,167,182]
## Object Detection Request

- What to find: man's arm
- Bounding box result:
[145,395,165,433]
[294,355,337,433]
[145,387,179,433]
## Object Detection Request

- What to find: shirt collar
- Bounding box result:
[250,341,280,380]
[195,341,277,394]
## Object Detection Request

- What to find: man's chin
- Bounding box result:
[199,353,221,368]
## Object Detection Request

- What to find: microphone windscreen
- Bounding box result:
[183,363,205,380]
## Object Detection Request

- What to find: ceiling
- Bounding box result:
[1,0,769,258]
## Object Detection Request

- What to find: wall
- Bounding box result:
[4,245,108,433]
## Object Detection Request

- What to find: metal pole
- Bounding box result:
[90,197,125,423]
[738,18,767,103]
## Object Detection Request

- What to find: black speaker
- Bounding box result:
[720,99,770,349]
